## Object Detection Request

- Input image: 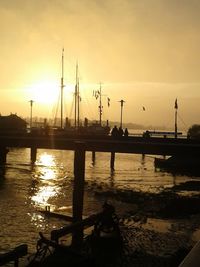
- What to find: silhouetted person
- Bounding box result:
[124,128,129,137]
[143,130,150,138]
[44,124,50,136]
[118,127,124,137]
[84,117,88,127]
[111,125,118,138]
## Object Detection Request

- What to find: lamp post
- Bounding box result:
[174,98,178,138]
[119,99,125,128]
[29,100,34,130]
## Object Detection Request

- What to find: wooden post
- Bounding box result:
[31,147,37,163]
[110,152,115,170]
[0,147,9,165]
[92,151,96,165]
[72,142,85,248]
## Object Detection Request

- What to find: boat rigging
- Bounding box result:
[74,62,80,129]
[60,48,65,129]
[174,98,178,138]
[53,52,110,136]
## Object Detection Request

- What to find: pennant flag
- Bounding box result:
[175,98,178,109]
[107,97,110,107]
[142,106,145,111]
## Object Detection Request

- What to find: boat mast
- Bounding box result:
[174,98,178,138]
[77,75,80,128]
[74,62,78,128]
[74,62,81,129]
[99,83,103,126]
[60,48,64,129]
[119,99,125,128]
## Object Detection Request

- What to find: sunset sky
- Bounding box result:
[1,0,200,129]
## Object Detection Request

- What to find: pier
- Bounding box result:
[0,134,199,160]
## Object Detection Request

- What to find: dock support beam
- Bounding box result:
[31,147,37,163]
[110,152,115,170]
[92,151,96,165]
[0,147,9,165]
[72,142,85,248]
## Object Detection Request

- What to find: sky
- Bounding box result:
[1,0,200,130]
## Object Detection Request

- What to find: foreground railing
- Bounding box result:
[0,244,28,267]
[179,240,200,267]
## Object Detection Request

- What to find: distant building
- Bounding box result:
[0,114,27,134]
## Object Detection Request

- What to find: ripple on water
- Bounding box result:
[143,218,173,233]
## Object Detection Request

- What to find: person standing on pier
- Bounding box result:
[118,127,124,137]
[111,126,118,138]
[124,128,129,137]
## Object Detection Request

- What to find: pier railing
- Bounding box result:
[0,244,27,267]
[178,240,200,267]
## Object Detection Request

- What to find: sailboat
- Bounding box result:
[52,51,110,136]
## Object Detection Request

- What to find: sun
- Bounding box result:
[27,79,60,105]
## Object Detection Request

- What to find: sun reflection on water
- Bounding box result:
[31,185,57,206]
[29,212,46,228]
[30,152,59,210]
[36,153,56,167]
[41,168,56,181]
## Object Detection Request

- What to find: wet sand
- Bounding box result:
[86,180,200,266]
[24,180,200,267]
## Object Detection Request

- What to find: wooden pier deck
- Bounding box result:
[0,134,199,156]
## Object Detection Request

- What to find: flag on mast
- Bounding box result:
[107,97,110,107]
[175,98,178,109]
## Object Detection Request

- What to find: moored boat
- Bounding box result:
[154,155,200,175]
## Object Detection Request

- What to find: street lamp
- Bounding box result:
[29,100,34,129]
[119,99,125,128]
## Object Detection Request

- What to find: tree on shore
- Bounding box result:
[187,124,200,139]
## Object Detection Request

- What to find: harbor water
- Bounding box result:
[0,145,200,262]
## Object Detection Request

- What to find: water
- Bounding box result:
[0,147,200,260]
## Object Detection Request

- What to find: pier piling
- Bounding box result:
[31,146,37,163]
[110,152,115,170]
[72,142,86,248]
[92,151,96,164]
[0,147,9,165]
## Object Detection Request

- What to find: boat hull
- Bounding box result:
[154,156,200,175]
